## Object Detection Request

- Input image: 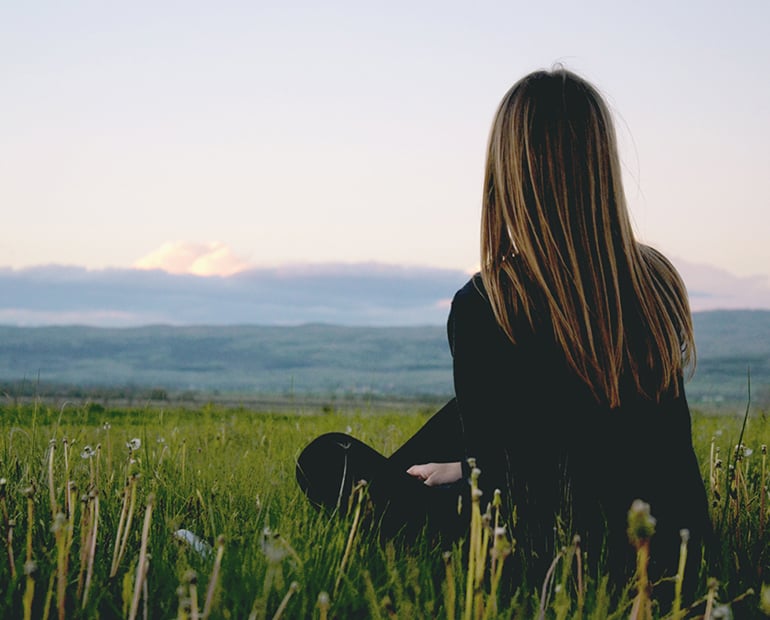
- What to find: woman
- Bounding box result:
[296,67,711,594]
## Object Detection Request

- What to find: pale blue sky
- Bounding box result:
[1,1,769,285]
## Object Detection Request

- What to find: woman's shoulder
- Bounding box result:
[450,274,497,322]
[449,264,548,347]
[452,273,486,303]
[447,274,495,343]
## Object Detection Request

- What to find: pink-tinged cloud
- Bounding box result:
[134,242,251,277]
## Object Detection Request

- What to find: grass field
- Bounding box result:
[0,400,769,619]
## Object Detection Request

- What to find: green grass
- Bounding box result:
[0,401,769,618]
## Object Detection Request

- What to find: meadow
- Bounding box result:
[1,399,769,619]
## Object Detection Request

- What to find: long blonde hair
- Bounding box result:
[480,68,694,407]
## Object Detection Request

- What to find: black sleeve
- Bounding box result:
[448,283,519,499]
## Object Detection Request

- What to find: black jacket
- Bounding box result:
[448,274,711,590]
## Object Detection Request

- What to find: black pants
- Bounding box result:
[295,398,469,542]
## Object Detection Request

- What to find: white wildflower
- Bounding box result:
[173,529,212,559]
[711,604,733,619]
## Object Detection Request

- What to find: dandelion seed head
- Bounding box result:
[0,478,6,487]
[680,528,690,543]
[81,445,95,459]
[103,422,111,430]
[715,429,723,436]
[51,512,66,533]
[734,444,752,459]
[127,438,141,451]
[627,499,656,546]
[183,569,198,585]
[318,592,330,606]
[261,527,287,563]
[23,560,37,576]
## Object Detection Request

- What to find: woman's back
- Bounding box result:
[449,259,710,592]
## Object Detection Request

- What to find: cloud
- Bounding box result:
[134,241,251,276]
[2,258,770,328]
[0,263,469,326]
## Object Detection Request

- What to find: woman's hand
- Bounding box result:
[406,462,463,487]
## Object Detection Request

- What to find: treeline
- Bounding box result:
[0,380,173,403]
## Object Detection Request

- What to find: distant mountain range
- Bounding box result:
[1,310,768,408]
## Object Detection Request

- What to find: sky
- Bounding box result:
[1,1,769,302]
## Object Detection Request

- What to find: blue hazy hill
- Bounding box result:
[0,310,768,407]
